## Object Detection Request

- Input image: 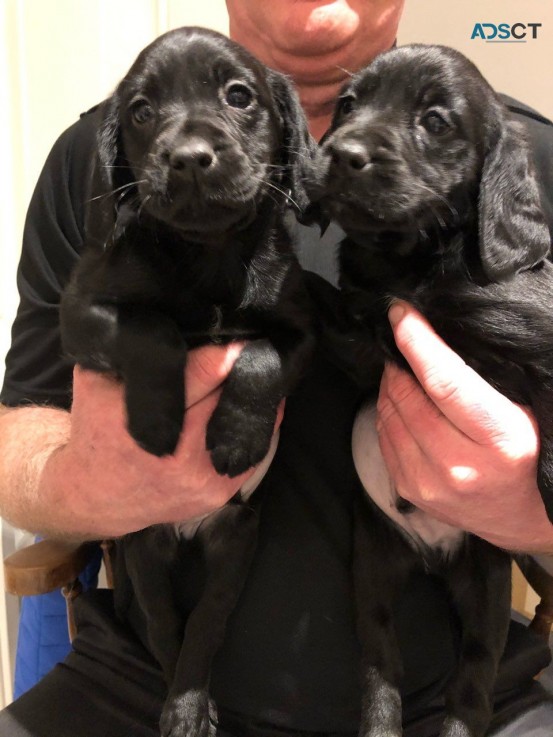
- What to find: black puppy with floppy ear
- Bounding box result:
[60,26,316,737]
[309,43,553,518]
[308,43,553,737]
[62,26,315,470]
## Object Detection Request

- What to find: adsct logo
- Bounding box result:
[471,23,542,42]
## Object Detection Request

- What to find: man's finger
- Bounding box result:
[388,301,537,448]
[185,343,245,408]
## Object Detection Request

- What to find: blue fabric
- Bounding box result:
[13,542,103,698]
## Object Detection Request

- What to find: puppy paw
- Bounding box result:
[159,692,213,737]
[125,377,185,457]
[206,405,274,477]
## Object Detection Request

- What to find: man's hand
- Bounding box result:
[41,344,282,539]
[376,301,553,552]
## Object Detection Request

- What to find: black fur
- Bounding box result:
[309,44,552,737]
[60,27,315,737]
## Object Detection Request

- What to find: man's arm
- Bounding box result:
[0,402,71,536]
[376,301,553,553]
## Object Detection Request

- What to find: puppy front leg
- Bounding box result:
[353,493,412,737]
[441,538,511,737]
[206,330,312,477]
[61,295,187,456]
[159,500,259,737]
[116,306,188,456]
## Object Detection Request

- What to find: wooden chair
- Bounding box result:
[4,542,553,645]
[4,539,114,641]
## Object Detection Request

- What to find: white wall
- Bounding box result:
[398,0,553,120]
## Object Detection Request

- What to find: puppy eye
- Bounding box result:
[421,110,450,135]
[130,100,154,125]
[338,95,356,116]
[225,82,253,109]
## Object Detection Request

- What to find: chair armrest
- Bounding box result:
[515,555,553,642]
[3,539,96,597]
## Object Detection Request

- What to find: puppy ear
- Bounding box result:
[268,70,318,217]
[96,94,131,193]
[479,116,550,281]
[86,94,136,245]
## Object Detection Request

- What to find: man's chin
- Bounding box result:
[266,1,361,55]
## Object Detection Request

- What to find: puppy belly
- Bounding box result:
[175,428,280,540]
[352,405,464,558]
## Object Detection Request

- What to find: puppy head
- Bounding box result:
[94,27,314,241]
[311,44,549,279]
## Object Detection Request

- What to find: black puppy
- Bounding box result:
[62,26,314,472]
[308,44,552,737]
[60,27,314,737]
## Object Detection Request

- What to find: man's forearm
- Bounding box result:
[0,352,265,540]
[0,404,79,538]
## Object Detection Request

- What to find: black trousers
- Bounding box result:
[1,591,552,737]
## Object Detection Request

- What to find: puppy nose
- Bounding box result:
[327,139,370,172]
[169,138,215,172]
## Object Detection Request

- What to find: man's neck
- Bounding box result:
[229,15,395,140]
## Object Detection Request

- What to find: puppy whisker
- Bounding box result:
[88,179,148,204]
[137,194,152,220]
[414,181,459,223]
[335,65,355,78]
[258,177,301,212]
[283,145,311,163]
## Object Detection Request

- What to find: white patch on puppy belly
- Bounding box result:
[352,405,464,558]
[175,429,280,540]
